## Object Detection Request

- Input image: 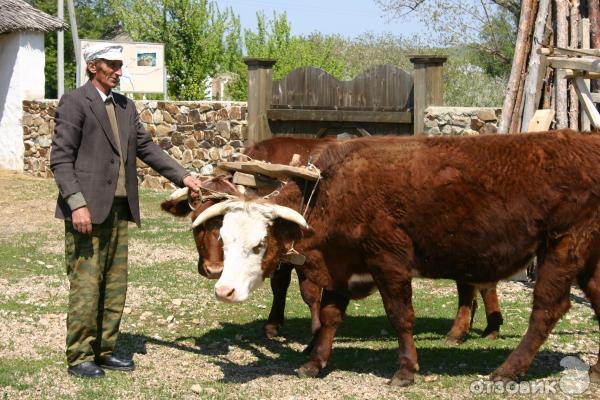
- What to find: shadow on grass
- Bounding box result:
[117,315,571,383]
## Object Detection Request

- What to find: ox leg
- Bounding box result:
[296,268,322,354]
[446,282,476,345]
[491,242,576,382]
[264,263,294,338]
[297,289,348,378]
[576,253,600,383]
[480,285,503,339]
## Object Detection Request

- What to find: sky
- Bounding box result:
[215,0,426,39]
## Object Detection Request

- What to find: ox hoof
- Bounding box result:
[489,369,516,383]
[297,363,320,379]
[445,334,466,346]
[263,322,282,339]
[589,365,600,384]
[388,371,415,387]
[482,326,500,340]
[482,330,500,340]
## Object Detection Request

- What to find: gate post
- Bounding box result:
[410,55,447,135]
[244,58,276,145]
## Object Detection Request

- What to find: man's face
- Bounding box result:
[88,59,123,92]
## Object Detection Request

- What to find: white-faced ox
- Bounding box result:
[193,130,600,386]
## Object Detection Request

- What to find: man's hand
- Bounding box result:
[72,207,92,234]
[183,175,202,199]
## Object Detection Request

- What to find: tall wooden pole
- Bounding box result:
[67,0,80,87]
[521,0,552,130]
[568,0,580,130]
[409,55,447,135]
[243,58,276,145]
[510,0,540,133]
[555,0,569,128]
[590,0,600,94]
[57,0,64,98]
[498,0,539,133]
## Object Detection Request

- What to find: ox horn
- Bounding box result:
[270,205,309,229]
[191,199,239,228]
[167,187,189,201]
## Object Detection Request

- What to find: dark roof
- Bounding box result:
[0,0,68,34]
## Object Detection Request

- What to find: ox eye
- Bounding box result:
[252,243,263,254]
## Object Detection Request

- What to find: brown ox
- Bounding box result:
[193,130,600,385]
[162,137,504,343]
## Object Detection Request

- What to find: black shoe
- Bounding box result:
[67,361,105,378]
[96,355,135,371]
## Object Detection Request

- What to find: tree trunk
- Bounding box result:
[569,0,580,130]
[555,0,569,129]
[498,0,540,133]
[521,0,553,130]
[510,0,541,133]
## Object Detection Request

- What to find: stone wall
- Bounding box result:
[424,106,501,136]
[22,99,248,189]
[22,102,503,189]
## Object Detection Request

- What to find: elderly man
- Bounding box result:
[51,43,201,378]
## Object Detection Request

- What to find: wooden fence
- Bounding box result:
[244,56,447,143]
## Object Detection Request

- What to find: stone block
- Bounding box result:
[176,114,188,124]
[155,123,174,137]
[478,109,498,122]
[170,146,183,159]
[229,106,242,120]
[470,118,484,131]
[216,108,229,120]
[142,176,162,189]
[216,120,230,138]
[208,148,221,161]
[162,111,174,124]
[189,109,202,123]
[152,109,164,124]
[165,103,179,115]
[171,131,184,146]
[159,137,172,150]
[140,109,153,124]
[184,137,198,149]
[182,149,193,164]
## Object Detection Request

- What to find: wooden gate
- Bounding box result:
[244,56,447,143]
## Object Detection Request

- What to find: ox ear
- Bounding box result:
[160,198,191,217]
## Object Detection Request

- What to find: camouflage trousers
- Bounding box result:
[64,198,129,366]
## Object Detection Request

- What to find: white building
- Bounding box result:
[0,0,65,170]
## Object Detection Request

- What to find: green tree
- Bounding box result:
[112,0,243,100]
[28,0,121,98]
[241,12,345,86]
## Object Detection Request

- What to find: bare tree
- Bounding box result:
[375,0,520,73]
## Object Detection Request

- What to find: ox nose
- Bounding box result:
[215,285,235,301]
[204,261,223,277]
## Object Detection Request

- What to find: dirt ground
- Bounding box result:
[1,170,598,399]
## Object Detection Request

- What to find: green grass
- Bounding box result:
[0,177,598,399]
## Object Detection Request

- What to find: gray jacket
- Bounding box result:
[51,81,187,226]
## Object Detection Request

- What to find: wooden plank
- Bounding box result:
[574,78,600,128]
[592,92,600,103]
[538,46,600,57]
[581,18,591,131]
[526,109,555,132]
[218,160,321,181]
[267,109,412,124]
[547,57,600,73]
[563,69,600,79]
[232,171,281,189]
